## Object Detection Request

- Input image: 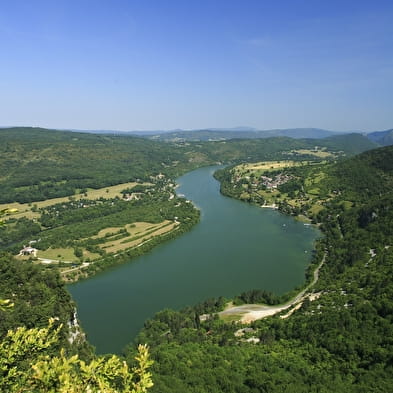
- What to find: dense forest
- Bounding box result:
[0,127,392,392]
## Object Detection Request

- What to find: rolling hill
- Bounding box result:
[0,127,377,203]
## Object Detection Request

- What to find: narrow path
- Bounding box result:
[61,262,90,274]
[218,252,326,323]
[37,257,71,264]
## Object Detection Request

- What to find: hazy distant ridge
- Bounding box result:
[3,126,393,146]
[367,129,393,146]
[143,128,343,141]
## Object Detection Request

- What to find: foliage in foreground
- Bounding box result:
[0,317,153,393]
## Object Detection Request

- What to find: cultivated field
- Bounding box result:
[234,160,305,177]
[291,149,334,158]
[37,247,76,261]
[0,181,149,220]
[99,220,178,254]
[16,220,179,267]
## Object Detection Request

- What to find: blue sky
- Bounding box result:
[1,0,392,131]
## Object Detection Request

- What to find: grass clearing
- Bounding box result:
[37,247,77,261]
[305,172,326,188]
[256,189,281,203]
[237,160,303,174]
[76,182,152,200]
[309,204,324,215]
[0,181,151,220]
[83,250,101,260]
[0,202,41,220]
[126,222,157,234]
[90,222,158,240]
[291,149,334,158]
[286,199,301,207]
[220,313,246,323]
[90,227,126,240]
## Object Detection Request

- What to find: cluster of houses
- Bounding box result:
[122,192,143,201]
[259,173,292,190]
[150,173,166,181]
[232,171,292,191]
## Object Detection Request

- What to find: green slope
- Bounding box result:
[0,127,200,203]
[0,127,376,204]
[130,145,393,393]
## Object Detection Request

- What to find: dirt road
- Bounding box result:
[218,253,326,323]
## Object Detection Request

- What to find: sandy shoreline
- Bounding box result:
[216,253,326,324]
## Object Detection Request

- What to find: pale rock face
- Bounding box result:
[67,310,85,345]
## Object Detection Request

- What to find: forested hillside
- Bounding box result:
[0,127,376,204]
[0,127,195,203]
[130,145,393,392]
[0,254,82,351]
[367,129,393,146]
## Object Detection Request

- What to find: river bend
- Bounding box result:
[69,166,319,353]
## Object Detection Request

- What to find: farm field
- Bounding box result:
[0,181,149,221]
[235,160,304,176]
[290,148,334,158]
[16,220,179,261]
[37,247,77,261]
[288,148,337,158]
[96,220,178,254]
[2,173,194,283]
[15,219,180,279]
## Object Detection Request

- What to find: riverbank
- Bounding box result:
[7,175,201,284]
[69,165,318,353]
[213,162,329,226]
[208,164,328,324]
[218,252,326,323]
[62,216,198,283]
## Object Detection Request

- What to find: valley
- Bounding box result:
[1,127,393,392]
[2,2,392,391]
[69,165,318,353]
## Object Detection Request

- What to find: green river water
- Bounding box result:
[69,166,319,353]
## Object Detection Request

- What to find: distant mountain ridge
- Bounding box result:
[60,127,391,144]
[143,128,344,141]
[7,126,342,139]
[366,129,393,146]
[3,125,393,145]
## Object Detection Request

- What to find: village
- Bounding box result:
[232,170,294,193]
[255,173,293,190]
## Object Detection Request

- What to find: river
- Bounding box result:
[69,166,319,353]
